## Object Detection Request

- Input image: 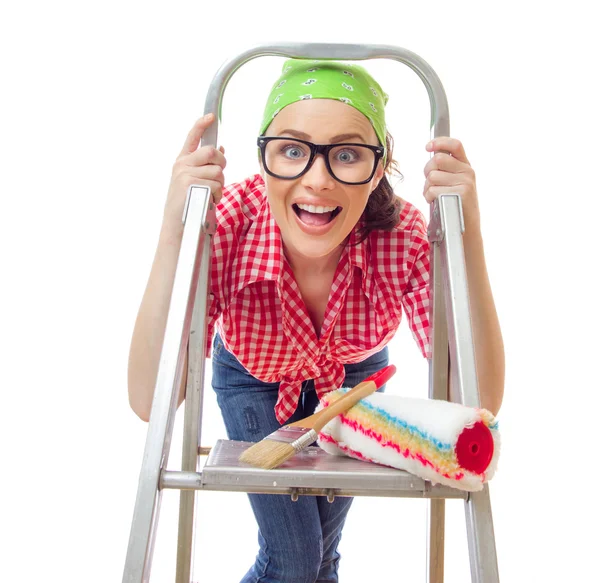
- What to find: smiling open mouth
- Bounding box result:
[292,203,343,226]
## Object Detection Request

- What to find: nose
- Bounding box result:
[300,152,335,191]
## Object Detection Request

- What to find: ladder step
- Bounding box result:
[161,440,468,499]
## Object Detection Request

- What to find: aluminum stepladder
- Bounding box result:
[123,43,500,583]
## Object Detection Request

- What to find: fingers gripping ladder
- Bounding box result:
[122,43,500,583]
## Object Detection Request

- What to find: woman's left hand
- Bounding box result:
[423,137,480,231]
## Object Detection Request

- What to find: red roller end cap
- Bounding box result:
[455,421,494,474]
[363,365,397,389]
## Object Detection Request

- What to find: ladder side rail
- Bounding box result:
[436,195,479,407]
[426,242,450,583]
[427,499,446,583]
[437,194,500,583]
[176,189,216,583]
[122,185,213,583]
[428,244,450,401]
[465,486,499,583]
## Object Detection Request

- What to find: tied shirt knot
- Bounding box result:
[274,357,345,424]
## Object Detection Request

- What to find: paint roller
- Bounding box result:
[316,389,500,492]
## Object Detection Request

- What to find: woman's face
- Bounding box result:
[261,99,384,260]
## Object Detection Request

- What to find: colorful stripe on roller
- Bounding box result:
[316,389,500,492]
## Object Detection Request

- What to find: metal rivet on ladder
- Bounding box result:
[290,488,299,502]
[326,489,335,503]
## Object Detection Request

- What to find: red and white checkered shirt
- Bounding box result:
[206,173,431,424]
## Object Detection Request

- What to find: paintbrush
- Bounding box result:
[238,364,396,469]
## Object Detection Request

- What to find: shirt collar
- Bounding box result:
[232,175,283,295]
[345,219,369,274]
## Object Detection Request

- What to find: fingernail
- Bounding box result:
[426,141,433,151]
[203,113,213,121]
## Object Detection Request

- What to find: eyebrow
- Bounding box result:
[277,129,367,143]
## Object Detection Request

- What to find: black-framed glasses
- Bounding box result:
[257,136,385,185]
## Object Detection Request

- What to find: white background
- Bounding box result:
[2,1,599,582]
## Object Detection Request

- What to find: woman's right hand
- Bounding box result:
[162,113,227,228]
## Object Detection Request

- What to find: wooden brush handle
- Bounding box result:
[308,380,378,430]
[295,365,396,432]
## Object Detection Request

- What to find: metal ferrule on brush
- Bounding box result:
[265,426,319,452]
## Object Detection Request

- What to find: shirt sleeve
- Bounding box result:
[401,213,431,359]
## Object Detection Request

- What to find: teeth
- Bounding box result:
[296,203,338,214]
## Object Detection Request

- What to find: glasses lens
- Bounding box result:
[262,139,377,184]
[328,144,376,184]
[264,139,311,178]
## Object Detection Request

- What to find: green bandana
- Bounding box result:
[259,59,389,155]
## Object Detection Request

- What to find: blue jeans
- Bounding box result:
[211,333,389,583]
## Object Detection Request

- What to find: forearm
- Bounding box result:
[460,225,505,416]
[127,220,187,421]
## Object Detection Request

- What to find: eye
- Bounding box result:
[281,144,307,159]
[335,148,359,163]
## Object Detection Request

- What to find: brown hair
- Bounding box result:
[354,130,403,244]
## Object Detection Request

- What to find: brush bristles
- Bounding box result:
[239,440,296,469]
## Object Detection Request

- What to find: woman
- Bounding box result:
[128,59,504,583]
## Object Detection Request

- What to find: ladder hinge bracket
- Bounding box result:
[182,185,216,235]
[427,194,465,244]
